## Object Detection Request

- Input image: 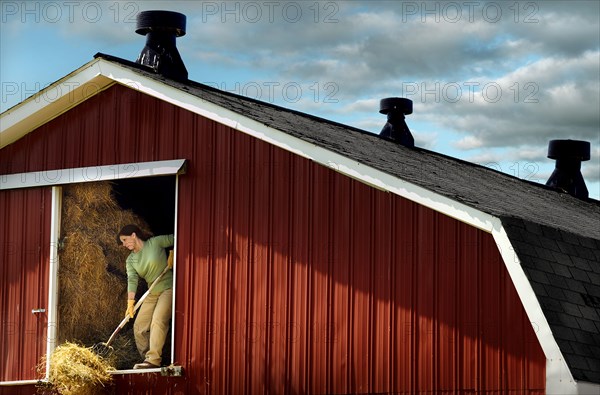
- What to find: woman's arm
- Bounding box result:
[154,234,174,248]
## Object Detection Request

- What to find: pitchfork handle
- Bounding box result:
[104,264,172,347]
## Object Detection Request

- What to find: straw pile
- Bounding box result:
[58,181,151,368]
[37,342,114,395]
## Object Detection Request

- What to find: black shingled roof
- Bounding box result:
[502,217,600,383]
[96,53,600,383]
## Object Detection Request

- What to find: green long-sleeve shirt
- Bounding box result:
[126,234,174,295]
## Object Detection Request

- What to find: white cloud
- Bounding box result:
[454,135,484,150]
[336,98,379,114]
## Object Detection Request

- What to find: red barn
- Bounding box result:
[1,46,599,395]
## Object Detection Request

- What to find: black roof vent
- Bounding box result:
[545,139,590,199]
[379,97,414,147]
[135,10,188,81]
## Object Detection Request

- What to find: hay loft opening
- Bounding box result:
[113,175,176,236]
[58,175,176,370]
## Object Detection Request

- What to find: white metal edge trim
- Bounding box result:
[0,59,101,126]
[95,60,496,233]
[108,365,183,375]
[109,368,161,375]
[491,225,576,394]
[326,161,497,232]
[97,61,240,131]
[0,60,109,147]
[0,380,43,386]
[1,159,186,190]
[46,187,61,380]
[170,175,179,365]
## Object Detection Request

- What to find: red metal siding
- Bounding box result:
[0,84,545,394]
[0,187,51,382]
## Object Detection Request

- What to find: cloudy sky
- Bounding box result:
[2,1,599,199]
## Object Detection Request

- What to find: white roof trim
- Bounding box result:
[1,159,186,190]
[95,60,498,231]
[1,59,114,148]
[492,226,577,393]
[1,57,581,390]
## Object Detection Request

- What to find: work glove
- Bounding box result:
[167,250,174,269]
[126,299,135,319]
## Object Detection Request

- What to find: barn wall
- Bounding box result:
[0,84,545,394]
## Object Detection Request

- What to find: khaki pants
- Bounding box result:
[133,288,172,366]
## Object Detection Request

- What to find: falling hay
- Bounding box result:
[38,342,114,395]
[58,181,151,369]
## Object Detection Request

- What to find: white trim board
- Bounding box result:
[0,380,43,387]
[0,65,115,148]
[492,226,576,393]
[46,187,61,380]
[1,159,186,190]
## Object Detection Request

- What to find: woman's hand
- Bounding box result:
[167,250,174,269]
[126,299,135,318]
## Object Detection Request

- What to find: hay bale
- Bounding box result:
[38,342,114,395]
[59,231,124,341]
[58,181,152,369]
[63,182,115,210]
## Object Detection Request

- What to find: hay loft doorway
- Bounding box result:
[57,175,177,370]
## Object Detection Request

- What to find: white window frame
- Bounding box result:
[0,159,185,384]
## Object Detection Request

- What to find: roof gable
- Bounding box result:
[3,54,598,241]
[2,54,599,389]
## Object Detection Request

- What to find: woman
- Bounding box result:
[117,224,174,369]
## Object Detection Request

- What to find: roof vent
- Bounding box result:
[379,97,414,147]
[135,10,188,81]
[545,139,590,199]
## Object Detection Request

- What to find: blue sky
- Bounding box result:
[2,1,599,199]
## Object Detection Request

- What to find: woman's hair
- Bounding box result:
[116,224,148,245]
